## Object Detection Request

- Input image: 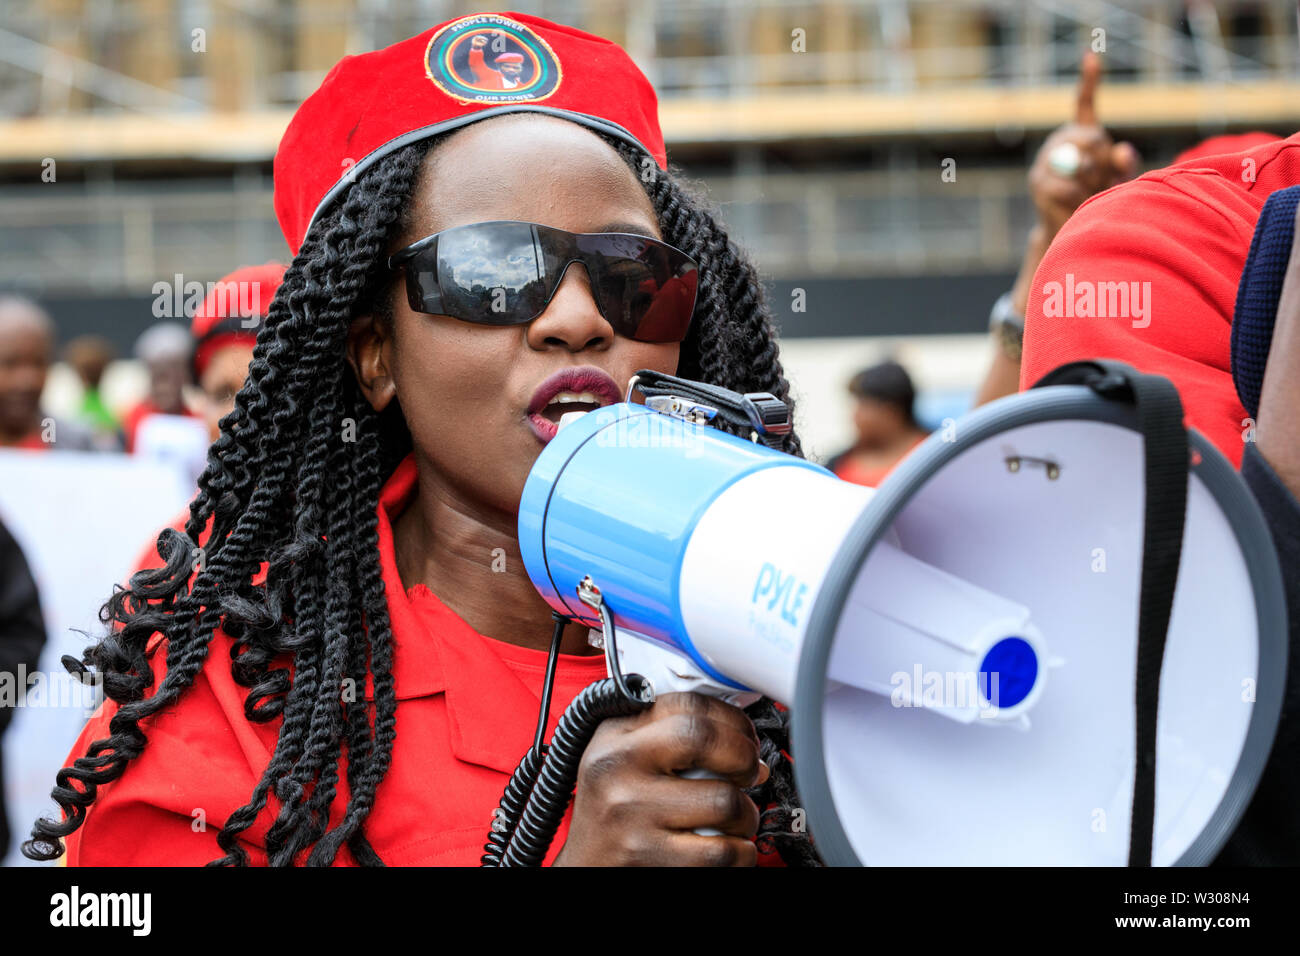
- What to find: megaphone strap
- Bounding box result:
[1033,360,1190,866]
[630,369,793,450]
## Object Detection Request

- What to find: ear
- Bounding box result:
[346,312,397,412]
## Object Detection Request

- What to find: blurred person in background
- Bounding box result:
[0,516,48,860]
[826,359,929,487]
[191,263,286,442]
[62,335,125,451]
[121,321,200,453]
[974,52,1139,407]
[1020,130,1300,466]
[124,262,288,576]
[0,295,96,452]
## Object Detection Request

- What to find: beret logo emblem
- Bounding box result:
[425,14,563,104]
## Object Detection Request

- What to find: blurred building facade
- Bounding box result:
[1,0,1297,353]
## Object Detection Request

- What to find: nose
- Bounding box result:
[525,260,614,352]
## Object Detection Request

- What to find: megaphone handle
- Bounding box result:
[677,767,725,836]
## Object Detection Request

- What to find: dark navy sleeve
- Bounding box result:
[1213,441,1300,865]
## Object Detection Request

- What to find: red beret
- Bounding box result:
[274,11,667,256]
[191,262,287,379]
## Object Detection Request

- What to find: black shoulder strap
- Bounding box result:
[1031,360,1189,867]
[630,369,793,450]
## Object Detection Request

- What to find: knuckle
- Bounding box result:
[671,711,714,759]
[707,783,746,823]
[579,747,627,788]
[618,830,655,866]
[660,691,710,717]
[603,781,642,823]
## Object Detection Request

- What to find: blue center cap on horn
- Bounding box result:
[979,637,1038,709]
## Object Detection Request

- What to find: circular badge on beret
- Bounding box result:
[425,14,562,104]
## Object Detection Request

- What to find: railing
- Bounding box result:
[0,0,1293,116]
[0,166,1038,293]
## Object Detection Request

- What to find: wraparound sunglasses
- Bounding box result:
[387,220,699,343]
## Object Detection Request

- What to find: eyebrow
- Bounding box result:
[596,220,658,235]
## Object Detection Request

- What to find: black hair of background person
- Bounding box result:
[0,517,49,860]
[825,359,923,474]
[848,360,920,425]
[23,133,821,867]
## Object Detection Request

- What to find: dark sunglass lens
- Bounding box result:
[435,222,547,324]
[576,235,697,342]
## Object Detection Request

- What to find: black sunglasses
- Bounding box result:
[387,220,699,343]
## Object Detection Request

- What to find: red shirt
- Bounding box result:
[832,435,926,488]
[4,429,51,451]
[1021,131,1300,467]
[122,399,202,454]
[60,452,623,866]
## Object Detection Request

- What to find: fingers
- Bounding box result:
[628,699,765,788]
[635,691,760,746]
[1035,170,1089,213]
[1110,141,1140,183]
[607,774,762,838]
[656,833,759,867]
[1075,50,1101,127]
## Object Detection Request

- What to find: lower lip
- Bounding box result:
[527,412,559,444]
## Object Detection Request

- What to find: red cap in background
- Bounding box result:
[191,262,287,380]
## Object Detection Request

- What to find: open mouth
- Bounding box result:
[537,391,606,425]
[527,367,623,444]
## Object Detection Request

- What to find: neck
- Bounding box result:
[392,454,598,656]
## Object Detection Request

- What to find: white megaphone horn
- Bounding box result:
[514,362,1286,866]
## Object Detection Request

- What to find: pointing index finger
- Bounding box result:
[1075,50,1101,127]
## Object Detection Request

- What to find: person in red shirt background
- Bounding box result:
[190,262,287,444]
[826,359,929,488]
[974,52,1140,408]
[1021,130,1300,466]
[28,14,810,868]
[0,295,98,452]
[123,263,289,577]
[120,321,203,453]
[0,296,55,451]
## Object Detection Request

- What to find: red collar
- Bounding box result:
[369,452,606,774]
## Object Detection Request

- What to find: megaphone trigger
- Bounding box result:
[579,574,751,840]
[576,575,654,706]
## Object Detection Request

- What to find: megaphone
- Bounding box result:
[515,363,1286,866]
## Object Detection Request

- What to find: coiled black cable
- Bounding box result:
[481,611,567,866]
[481,744,548,866]
[498,674,653,866]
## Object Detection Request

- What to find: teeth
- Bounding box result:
[557,411,589,431]
[547,390,600,407]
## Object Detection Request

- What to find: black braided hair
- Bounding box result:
[23,128,820,867]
